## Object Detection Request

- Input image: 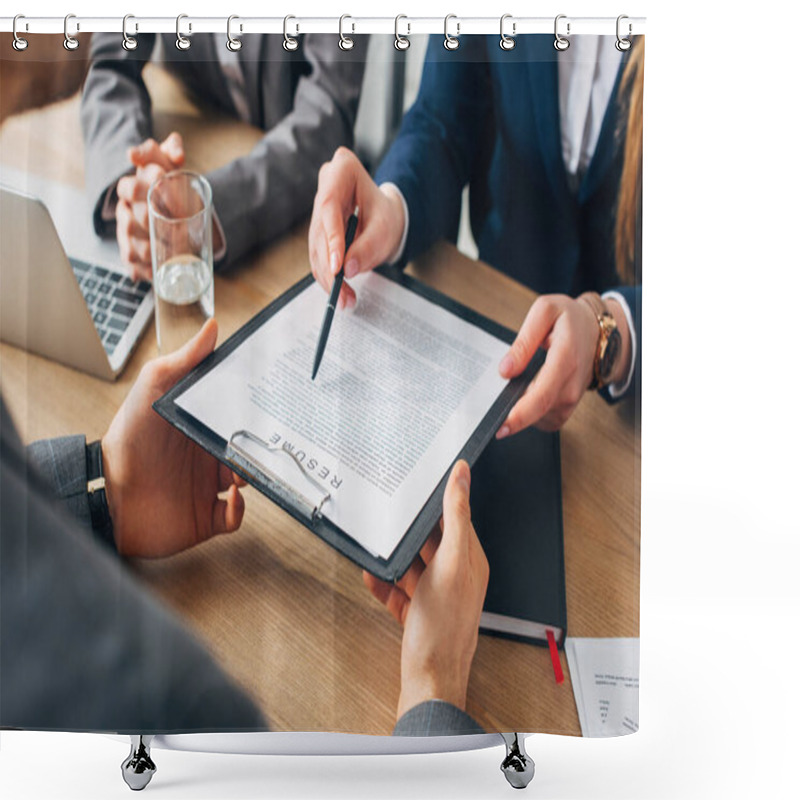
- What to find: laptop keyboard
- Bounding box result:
[70,258,150,356]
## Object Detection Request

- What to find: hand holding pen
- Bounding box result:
[308,148,407,310]
[311,210,359,380]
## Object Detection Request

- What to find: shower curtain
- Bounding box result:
[0,22,642,752]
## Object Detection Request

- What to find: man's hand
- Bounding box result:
[115,132,185,281]
[101,318,246,557]
[497,294,632,434]
[363,461,489,719]
[308,147,406,310]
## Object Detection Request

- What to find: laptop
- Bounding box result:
[0,175,153,380]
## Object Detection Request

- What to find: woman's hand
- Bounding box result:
[308,147,406,309]
[497,294,631,434]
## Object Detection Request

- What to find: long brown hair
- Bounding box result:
[615,37,644,286]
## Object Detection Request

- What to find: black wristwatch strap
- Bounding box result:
[86,440,115,549]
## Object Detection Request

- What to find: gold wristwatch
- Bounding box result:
[579,292,622,391]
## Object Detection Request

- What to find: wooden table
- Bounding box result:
[0,66,640,736]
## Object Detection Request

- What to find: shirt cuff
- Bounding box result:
[211,206,227,265]
[101,185,118,223]
[602,290,637,399]
[379,182,409,266]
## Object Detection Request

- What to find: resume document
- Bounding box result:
[177,272,509,559]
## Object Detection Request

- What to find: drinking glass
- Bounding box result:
[148,170,214,354]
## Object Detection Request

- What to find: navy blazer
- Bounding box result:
[375,35,641,398]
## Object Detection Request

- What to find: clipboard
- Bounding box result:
[154,265,543,582]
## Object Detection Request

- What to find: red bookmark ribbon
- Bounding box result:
[546,630,564,684]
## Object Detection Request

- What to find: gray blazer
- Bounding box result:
[0,396,482,736]
[80,33,366,270]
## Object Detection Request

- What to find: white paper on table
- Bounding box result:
[565,637,640,737]
[176,271,509,560]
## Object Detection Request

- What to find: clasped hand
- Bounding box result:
[115,132,185,281]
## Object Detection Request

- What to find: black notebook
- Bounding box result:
[471,425,567,648]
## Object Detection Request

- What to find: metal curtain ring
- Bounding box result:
[227,15,242,51]
[12,14,28,51]
[339,15,354,51]
[122,14,138,51]
[443,14,460,51]
[283,15,298,51]
[616,14,632,51]
[554,14,570,51]
[63,13,79,51]
[176,14,191,51]
[500,14,516,51]
[394,14,410,51]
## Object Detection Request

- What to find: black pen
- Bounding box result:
[311,210,359,381]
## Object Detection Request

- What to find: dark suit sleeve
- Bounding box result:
[392,700,485,736]
[26,434,93,532]
[1,398,266,733]
[80,33,157,237]
[374,37,491,267]
[208,35,365,270]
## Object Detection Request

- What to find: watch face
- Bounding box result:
[599,327,622,383]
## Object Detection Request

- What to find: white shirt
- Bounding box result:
[213,34,252,124]
[558,35,622,185]
[383,36,635,397]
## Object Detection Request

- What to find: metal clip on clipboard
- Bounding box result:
[225,430,331,522]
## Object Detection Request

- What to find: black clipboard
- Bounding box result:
[154,265,543,582]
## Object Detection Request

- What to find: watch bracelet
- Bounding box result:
[578,292,616,391]
[86,439,115,549]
